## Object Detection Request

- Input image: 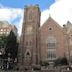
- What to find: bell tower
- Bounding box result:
[18,5,41,70]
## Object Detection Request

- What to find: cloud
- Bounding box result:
[41,0,72,26]
[14,13,24,36]
[1,0,72,36]
[0,5,23,36]
[41,9,50,26]
[55,0,61,2]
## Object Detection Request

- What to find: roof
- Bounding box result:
[0,21,9,28]
[40,16,63,31]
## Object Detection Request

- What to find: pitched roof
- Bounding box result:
[40,16,63,31]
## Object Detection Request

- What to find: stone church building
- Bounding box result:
[18,5,72,70]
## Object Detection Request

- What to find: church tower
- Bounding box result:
[18,5,41,70]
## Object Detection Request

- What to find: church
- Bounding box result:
[18,5,72,70]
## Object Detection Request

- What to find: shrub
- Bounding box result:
[54,57,69,66]
[40,61,49,66]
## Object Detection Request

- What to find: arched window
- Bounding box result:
[47,36,56,60]
[47,51,56,60]
[47,36,56,49]
[25,49,31,57]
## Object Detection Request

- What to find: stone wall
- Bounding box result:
[41,70,71,72]
[0,70,71,72]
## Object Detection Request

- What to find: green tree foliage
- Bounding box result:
[54,57,69,66]
[0,34,7,49]
[5,30,18,59]
[40,60,49,66]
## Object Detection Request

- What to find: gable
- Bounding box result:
[40,17,63,32]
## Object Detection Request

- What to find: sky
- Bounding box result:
[0,0,72,35]
[0,0,54,10]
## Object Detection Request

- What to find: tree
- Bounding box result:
[0,34,7,49]
[5,30,18,59]
[0,35,7,69]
